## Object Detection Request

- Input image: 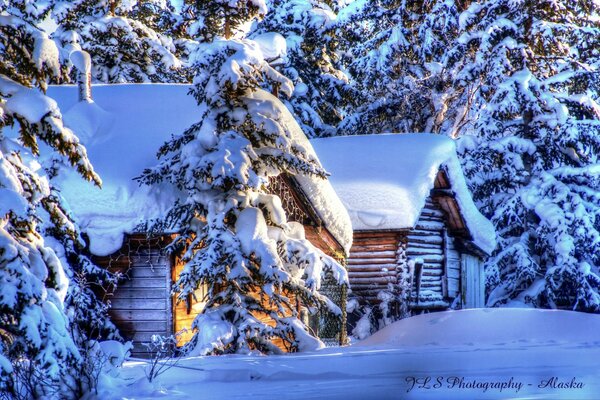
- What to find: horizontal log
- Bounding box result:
[405,248,443,256]
[122,266,168,279]
[404,254,444,263]
[348,270,398,277]
[348,264,399,271]
[351,242,399,250]
[406,242,443,250]
[116,277,167,289]
[421,269,443,277]
[350,277,398,285]
[110,298,167,310]
[418,283,442,290]
[354,231,399,238]
[349,250,397,259]
[420,276,442,283]
[407,231,444,240]
[348,258,397,265]
[110,309,169,322]
[107,288,168,300]
[352,237,399,246]
[417,215,445,223]
[418,221,446,232]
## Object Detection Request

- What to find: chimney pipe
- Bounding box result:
[70,50,92,102]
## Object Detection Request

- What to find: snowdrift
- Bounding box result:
[356,308,600,348]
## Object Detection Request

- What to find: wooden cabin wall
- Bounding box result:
[347,231,403,304]
[94,236,172,358]
[405,198,449,308]
[346,197,465,312]
[172,259,208,347]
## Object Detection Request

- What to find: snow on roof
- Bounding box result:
[310,133,496,255]
[48,84,352,256]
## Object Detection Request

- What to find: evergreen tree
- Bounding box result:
[51,0,188,83]
[454,0,600,310]
[0,2,117,397]
[252,0,354,137]
[140,0,347,355]
[126,0,196,81]
[336,0,466,136]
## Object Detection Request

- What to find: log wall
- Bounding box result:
[348,197,467,312]
[347,231,402,303]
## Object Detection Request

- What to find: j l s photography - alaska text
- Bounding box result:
[406,376,585,394]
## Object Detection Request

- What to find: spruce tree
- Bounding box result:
[453,0,600,310]
[50,0,188,83]
[1,2,117,397]
[252,0,354,138]
[336,0,464,135]
[140,0,347,354]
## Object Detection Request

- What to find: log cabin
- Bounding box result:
[311,134,497,318]
[48,84,353,357]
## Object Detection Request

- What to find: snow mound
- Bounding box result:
[355,308,600,348]
[311,133,496,254]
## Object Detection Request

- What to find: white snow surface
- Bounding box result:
[311,134,496,254]
[47,84,352,256]
[102,308,600,399]
[47,84,199,255]
[253,32,287,61]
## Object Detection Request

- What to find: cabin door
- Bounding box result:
[460,254,485,308]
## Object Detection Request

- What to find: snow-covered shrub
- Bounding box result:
[144,333,183,383]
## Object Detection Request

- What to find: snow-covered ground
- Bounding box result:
[100,309,600,399]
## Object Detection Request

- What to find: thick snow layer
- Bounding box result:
[254,32,287,61]
[311,134,496,254]
[48,84,351,256]
[102,308,600,399]
[47,84,199,255]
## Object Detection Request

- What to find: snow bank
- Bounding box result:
[311,134,496,254]
[356,308,600,348]
[48,84,352,256]
[106,308,600,399]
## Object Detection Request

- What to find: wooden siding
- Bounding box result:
[172,259,208,347]
[95,236,172,358]
[347,231,402,303]
[444,230,461,298]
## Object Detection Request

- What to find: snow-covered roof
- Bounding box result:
[310,134,496,255]
[47,84,352,256]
